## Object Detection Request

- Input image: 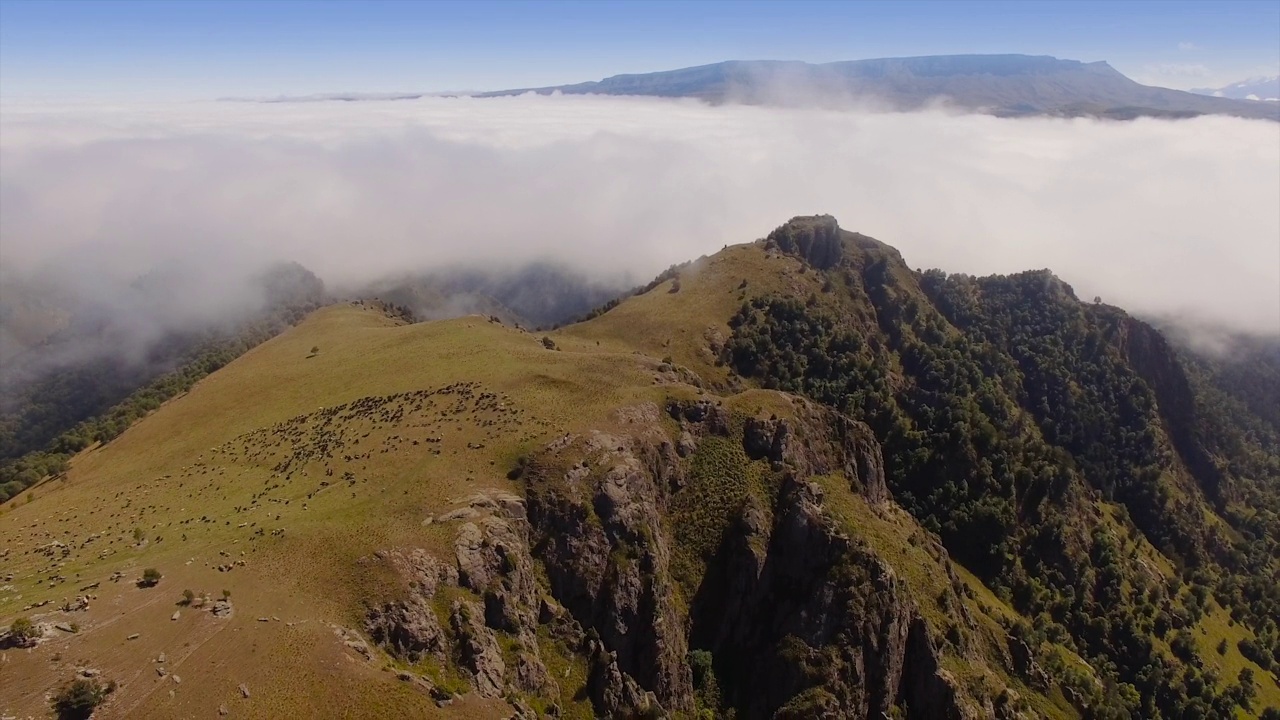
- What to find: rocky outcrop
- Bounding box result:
[449,600,506,698]
[690,476,970,719]
[520,402,970,719]
[741,401,890,505]
[765,215,845,270]
[366,499,562,705]
[526,431,696,714]
[366,551,456,663]
[365,398,979,719]
[586,638,663,717]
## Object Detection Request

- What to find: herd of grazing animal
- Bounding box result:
[1,381,558,615]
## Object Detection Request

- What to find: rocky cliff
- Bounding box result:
[363,395,1024,718]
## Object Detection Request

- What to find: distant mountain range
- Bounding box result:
[1192,76,1280,102]
[477,54,1280,121]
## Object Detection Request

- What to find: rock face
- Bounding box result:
[689,476,967,719]
[741,401,890,505]
[765,215,845,270]
[1110,315,1224,502]
[366,551,455,663]
[520,401,971,718]
[526,430,695,714]
[449,600,506,698]
[365,501,560,704]
[365,398,979,719]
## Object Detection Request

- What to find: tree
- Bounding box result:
[51,678,111,720]
[181,589,195,605]
[1216,638,1228,655]
[540,336,557,350]
[138,568,162,587]
[1238,668,1257,709]
[310,345,320,355]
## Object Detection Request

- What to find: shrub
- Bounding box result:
[8,616,40,647]
[138,568,162,587]
[51,678,111,720]
[222,589,232,599]
[181,589,195,605]
[540,336,557,350]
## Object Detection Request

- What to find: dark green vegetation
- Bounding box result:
[51,678,114,720]
[717,216,1280,718]
[479,54,1279,121]
[5,616,40,647]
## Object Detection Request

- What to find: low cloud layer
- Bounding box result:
[1,94,1277,334]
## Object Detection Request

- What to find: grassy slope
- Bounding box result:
[0,304,664,719]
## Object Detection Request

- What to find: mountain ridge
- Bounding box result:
[1,216,1277,719]
[477,54,1280,120]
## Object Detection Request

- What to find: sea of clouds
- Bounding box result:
[1,93,1277,334]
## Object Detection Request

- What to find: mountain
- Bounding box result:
[2,217,1278,719]
[479,54,1280,121]
[1192,76,1280,102]
[0,262,623,504]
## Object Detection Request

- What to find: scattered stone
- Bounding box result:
[171,611,181,621]
[79,668,100,678]
[219,705,229,716]
[239,683,250,698]
[157,653,167,663]
[212,600,233,618]
[157,667,168,677]
[172,675,181,685]
[127,633,140,640]
[257,617,269,622]
[54,622,74,633]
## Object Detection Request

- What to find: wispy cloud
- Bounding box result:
[1,95,1277,335]
[1177,41,1201,52]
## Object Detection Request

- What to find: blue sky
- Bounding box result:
[1,0,1278,100]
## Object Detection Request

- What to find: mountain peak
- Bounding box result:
[764,215,845,269]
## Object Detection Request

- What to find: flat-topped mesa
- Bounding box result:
[764,215,845,270]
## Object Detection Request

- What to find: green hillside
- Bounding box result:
[2,218,1277,719]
